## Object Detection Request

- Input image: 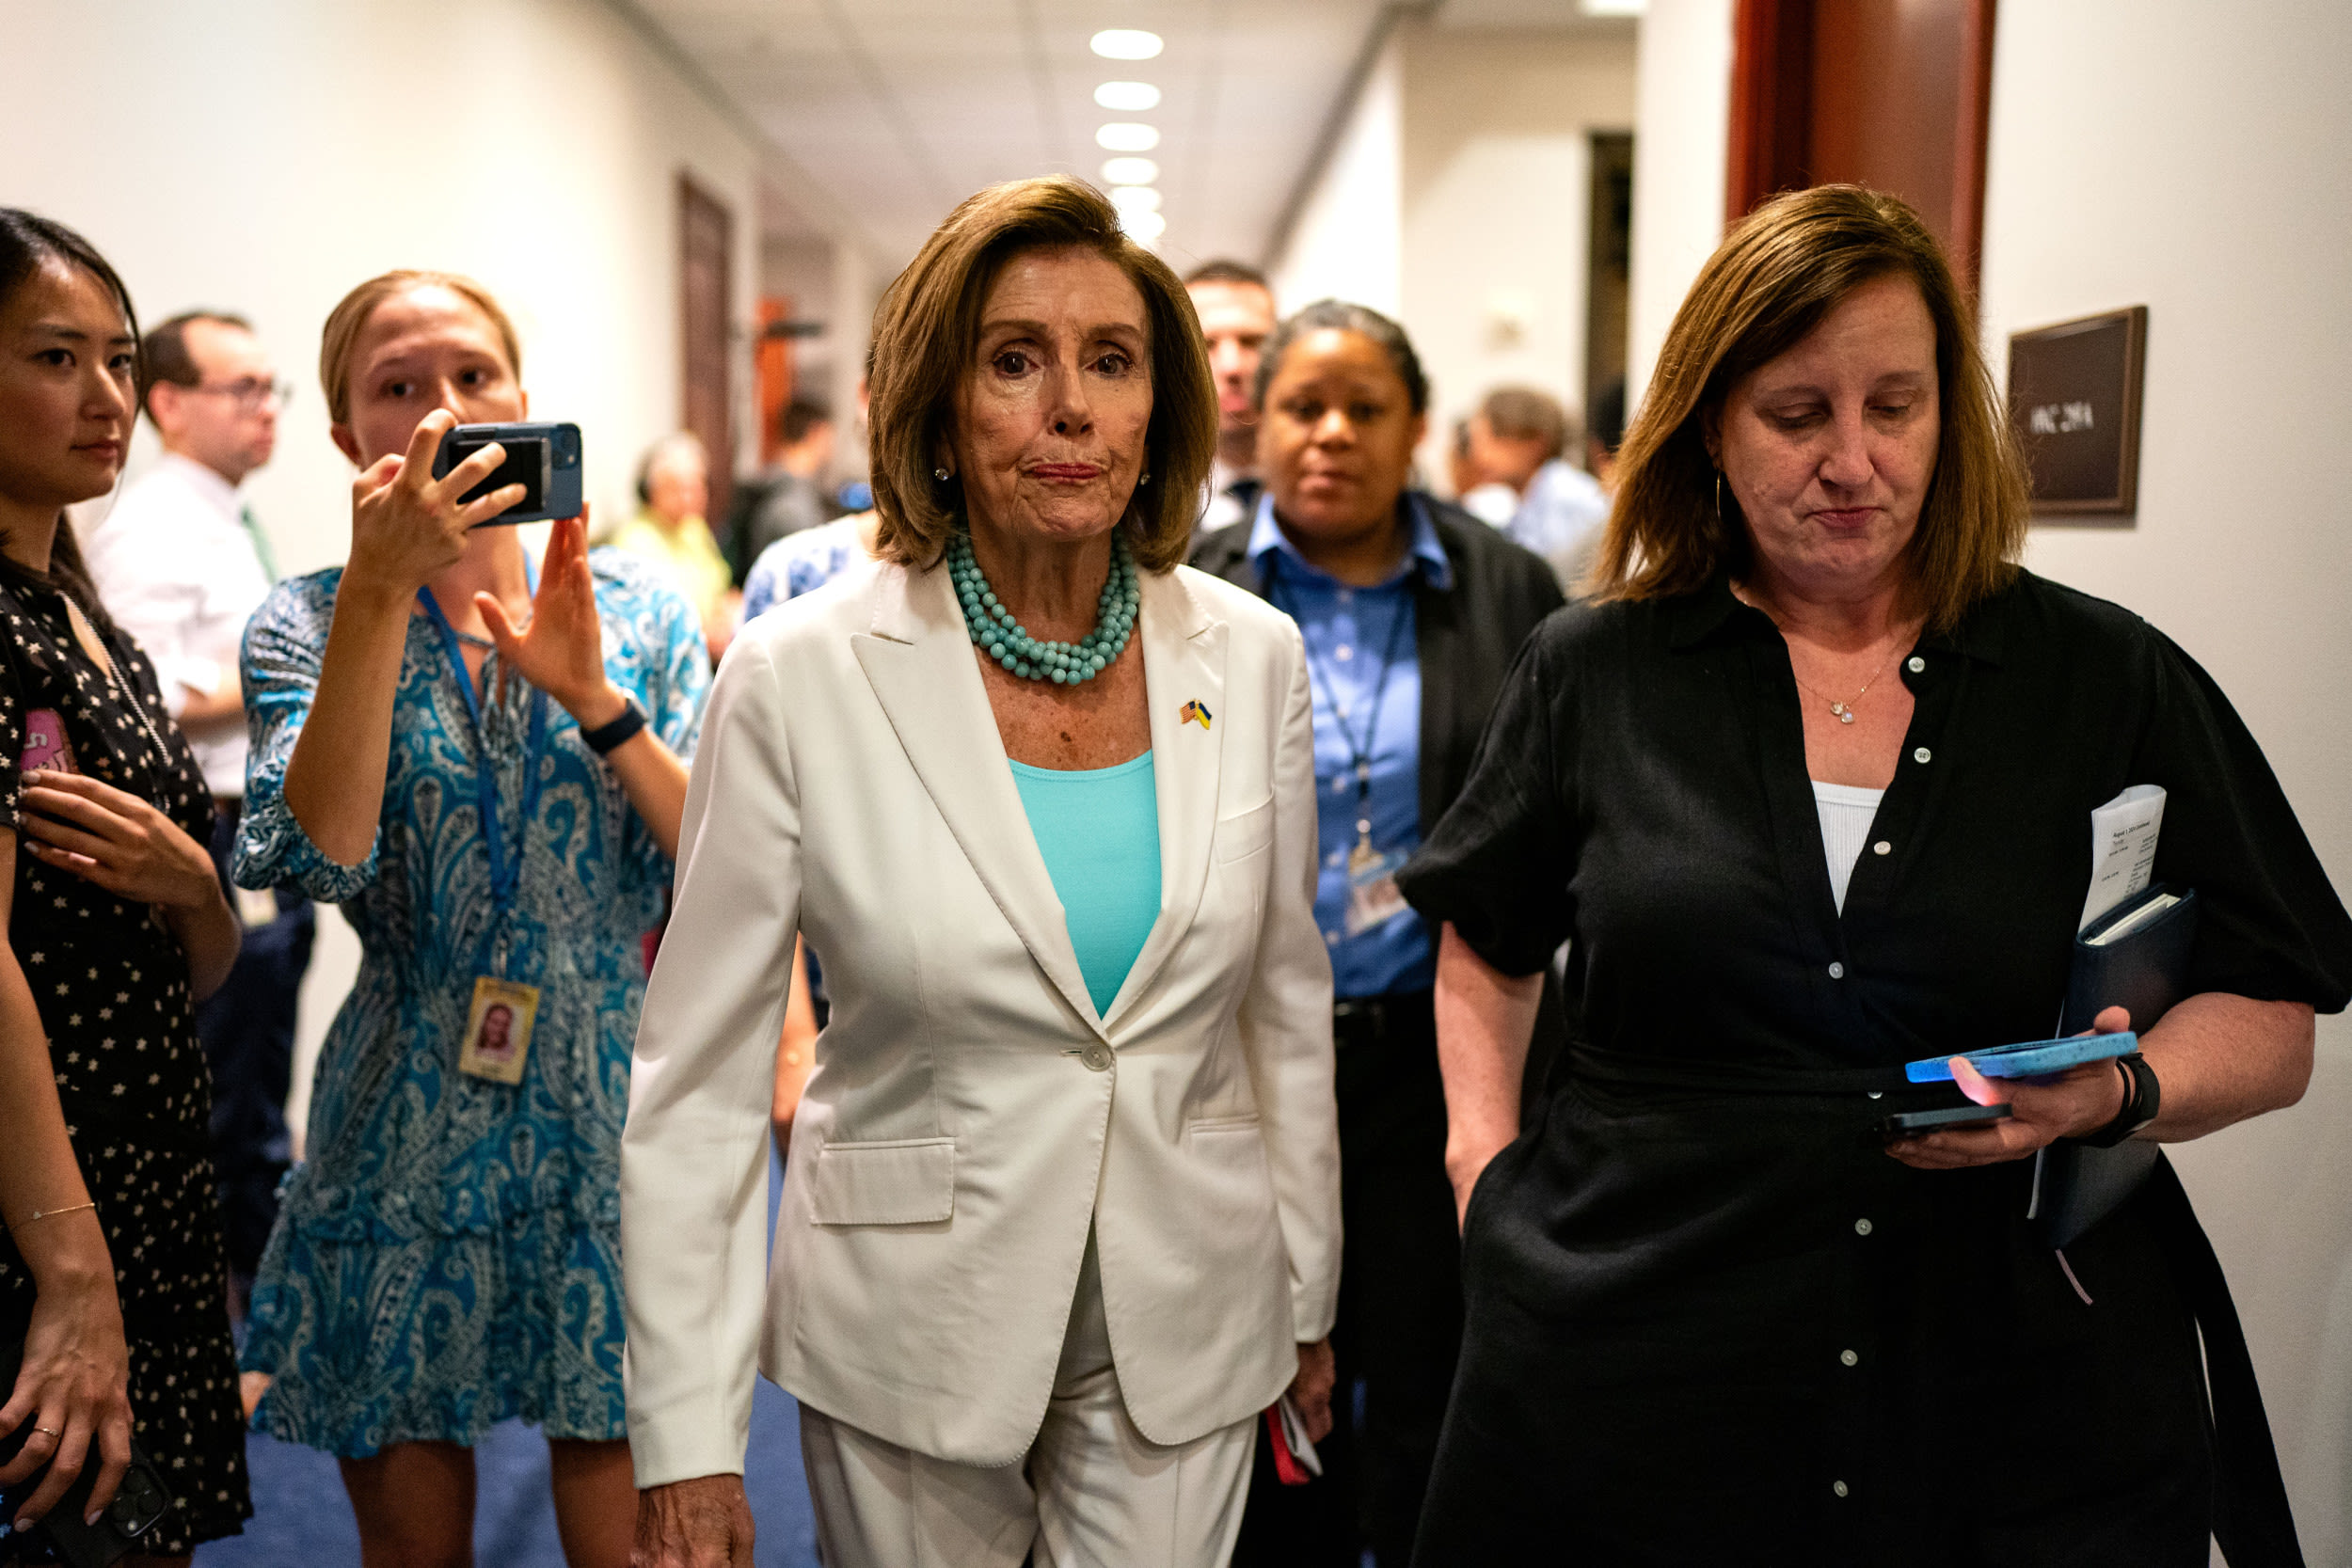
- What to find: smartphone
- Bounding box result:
[0,1336,177,1566]
[1882,1102,2013,1137]
[1904,1031,2139,1085]
[430,421,583,525]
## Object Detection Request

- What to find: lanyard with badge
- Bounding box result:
[1273,557,1416,939]
[416,569,548,1086]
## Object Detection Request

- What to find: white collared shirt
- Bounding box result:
[83,452,273,799]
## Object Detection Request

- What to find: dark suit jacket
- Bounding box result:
[1188,493,1566,840]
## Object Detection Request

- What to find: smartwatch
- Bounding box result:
[2078,1050,2160,1148]
[580,694,648,756]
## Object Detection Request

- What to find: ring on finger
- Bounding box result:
[32,1424,60,1440]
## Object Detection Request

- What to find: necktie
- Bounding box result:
[239,502,279,585]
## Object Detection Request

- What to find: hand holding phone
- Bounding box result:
[432,421,584,525]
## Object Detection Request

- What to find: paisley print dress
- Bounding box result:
[232,550,707,1457]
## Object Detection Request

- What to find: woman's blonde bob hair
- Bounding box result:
[319,269,522,425]
[867,176,1216,574]
[1591,184,2027,631]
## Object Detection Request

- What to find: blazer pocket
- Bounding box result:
[807,1136,957,1227]
[1213,797,1276,863]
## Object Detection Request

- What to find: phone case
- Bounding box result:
[21,708,75,774]
[1904,1030,2138,1084]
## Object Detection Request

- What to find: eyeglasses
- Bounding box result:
[189,376,294,411]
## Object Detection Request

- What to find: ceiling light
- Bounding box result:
[1096,122,1161,152]
[1579,0,1645,13]
[1123,210,1168,242]
[1101,156,1159,185]
[1089,28,1163,60]
[1108,185,1162,214]
[1095,81,1162,112]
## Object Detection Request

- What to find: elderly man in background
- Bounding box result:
[83,309,315,1315]
[1185,259,1278,536]
[614,431,740,660]
[1458,385,1612,594]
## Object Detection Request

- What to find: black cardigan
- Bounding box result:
[1187,494,1566,841]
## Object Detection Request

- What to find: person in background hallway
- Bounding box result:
[1191,300,1562,1568]
[741,373,880,625]
[0,207,250,1560]
[613,431,739,661]
[1185,259,1277,537]
[83,311,316,1317]
[232,269,707,1568]
[626,175,1339,1568]
[737,397,837,568]
[1459,385,1611,594]
[1399,185,2351,1566]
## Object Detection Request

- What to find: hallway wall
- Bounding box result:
[1632,1,2352,1551]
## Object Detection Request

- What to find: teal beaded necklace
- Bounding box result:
[946,527,1140,685]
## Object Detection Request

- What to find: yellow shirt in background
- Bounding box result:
[610,510,733,624]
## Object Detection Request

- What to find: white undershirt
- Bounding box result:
[1812,781,1886,913]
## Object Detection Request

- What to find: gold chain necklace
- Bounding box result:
[1733,583,1911,725]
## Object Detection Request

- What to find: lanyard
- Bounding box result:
[415,562,547,932]
[1269,553,1415,848]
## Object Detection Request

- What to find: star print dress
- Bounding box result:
[231,551,707,1457]
[0,563,251,1555]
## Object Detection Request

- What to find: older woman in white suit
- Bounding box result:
[623,176,1342,1567]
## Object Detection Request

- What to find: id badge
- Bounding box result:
[1343,841,1411,938]
[458,976,540,1085]
[232,884,280,928]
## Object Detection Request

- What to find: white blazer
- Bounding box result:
[620,553,1341,1486]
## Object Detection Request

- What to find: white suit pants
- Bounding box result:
[798,1231,1258,1568]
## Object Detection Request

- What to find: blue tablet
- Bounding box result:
[1904,1031,2138,1084]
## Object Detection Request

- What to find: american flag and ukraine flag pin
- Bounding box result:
[1179,700,1213,731]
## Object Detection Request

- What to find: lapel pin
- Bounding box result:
[1179,700,1214,731]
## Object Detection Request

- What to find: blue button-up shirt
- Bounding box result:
[1248,492,1453,999]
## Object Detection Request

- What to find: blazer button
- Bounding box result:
[1081,1043,1113,1071]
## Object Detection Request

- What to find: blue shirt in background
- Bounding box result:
[1248,492,1452,999]
[1009,751,1163,1017]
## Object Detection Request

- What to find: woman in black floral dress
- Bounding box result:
[0,210,250,1561]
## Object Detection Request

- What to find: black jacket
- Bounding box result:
[1188,494,1566,838]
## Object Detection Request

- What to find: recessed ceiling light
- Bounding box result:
[1096,122,1161,152]
[1579,0,1645,13]
[1090,28,1163,61]
[1095,81,1161,112]
[1108,185,1162,213]
[1101,157,1159,185]
[1123,210,1168,242]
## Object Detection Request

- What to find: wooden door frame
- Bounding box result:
[677,172,735,526]
[1723,0,1997,293]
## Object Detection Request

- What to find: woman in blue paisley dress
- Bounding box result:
[231,270,707,1568]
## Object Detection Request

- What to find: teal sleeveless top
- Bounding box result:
[1009,752,1163,1016]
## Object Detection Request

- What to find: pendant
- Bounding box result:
[1831,703,1855,724]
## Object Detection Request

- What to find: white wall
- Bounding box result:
[1401,24,1638,488]
[1979,5,2352,1557]
[3,0,762,1141]
[1269,34,1405,317]
[1625,0,1733,415]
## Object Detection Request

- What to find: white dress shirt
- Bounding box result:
[83,452,273,799]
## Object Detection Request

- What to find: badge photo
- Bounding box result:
[458,976,541,1085]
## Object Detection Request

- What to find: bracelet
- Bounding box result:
[2078,1051,2161,1148]
[580,694,648,756]
[14,1200,97,1227]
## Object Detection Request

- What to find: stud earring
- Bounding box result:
[934,467,951,482]
[1139,470,1152,486]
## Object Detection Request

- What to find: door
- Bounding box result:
[1724,0,1996,291]
[678,174,735,528]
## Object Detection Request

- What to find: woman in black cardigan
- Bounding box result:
[1191,299,1562,1568]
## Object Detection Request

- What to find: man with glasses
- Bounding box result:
[85,309,313,1319]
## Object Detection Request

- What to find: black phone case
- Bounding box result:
[0,1323,175,1566]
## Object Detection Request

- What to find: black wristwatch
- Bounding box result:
[2078,1051,2160,1148]
[580,694,648,756]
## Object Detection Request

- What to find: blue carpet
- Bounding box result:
[197,1149,819,1567]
